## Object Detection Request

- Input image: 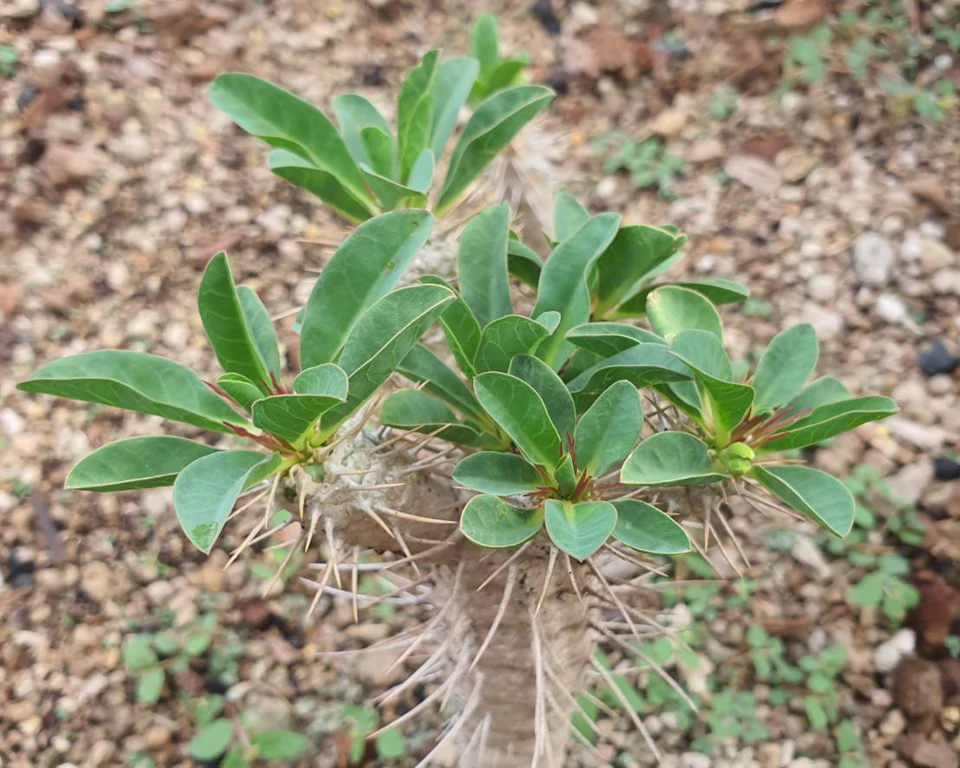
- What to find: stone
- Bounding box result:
[920,238,955,273]
[853,232,895,285]
[886,417,946,451]
[80,562,113,603]
[688,138,725,163]
[724,154,782,194]
[651,108,688,137]
[806,274,836,302]
[888,463,935,505]
[680,753,712,768]
[932,268,960,294]
[880,708,907,736]
[777,147,818,182]
[876,293,910,324]
[790,535,830,579]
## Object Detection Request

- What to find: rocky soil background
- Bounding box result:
[1,0,959,767]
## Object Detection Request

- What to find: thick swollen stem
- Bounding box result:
[304,424,598,766]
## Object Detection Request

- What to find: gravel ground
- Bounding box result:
[1,1,959,767]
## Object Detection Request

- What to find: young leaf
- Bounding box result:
[612,500,690,554]
[554,454,577,497]
[137,667,164,705]
[209,74,372,208]
[474,372,562,470]
[293,363,349,398]
[507,237,543,288]
[752,323,818,410]
[252,394,346,444]
[565,322,663,358]
[533,213,621,368]
[430,57,480,157]
[670,330,754,444]
[217,373,262,410]
[751,465,855,537]
[574,381,642,476]
[544,500,617,561]
[267,150,376,222]
[236,287,280,377]
[319,284,456,434]
[613,278,748,318]
[553,191,590,242]
[419,275,481,376]
[759,396,898,452]
[173,451,282,554]
[452,452,543,495]
[474,315,552,373]
[621,432,725,487]
[565,343,691,395]
[359,163,426,209]
[471,13,499,83]
[593,224,686,317]
[509,354,576,440]
[188,719,234,761]
[360,127,396,178]
[436,85,553,213]
[250,731,309,760]
[457,204,513,328]
[460,494,544,548]
[407,149,435,192]
[18,351,247,433]
[647,285,723,342]
[396,50,439,182]
[783,376,850,415]
[299,210,434,368]
[198,253,273,387]
[380,390,499,448]
[332,94,393,169]
[66,437,220,492]
[397,344,486,422]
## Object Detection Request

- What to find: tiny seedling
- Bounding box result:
[341,704,408,765]
[594,133,685,199]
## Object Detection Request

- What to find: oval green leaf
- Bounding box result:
[397,344,487,422]
[475,315,552,373]
[267,149,376,223]
[332,93,392,169]
[613,278,748,319]
[612,500,690,554]
[420,275,481,377]
[553,191,590,242]
[457,204,513,329]
[293,363,348,399]
[217,373,262,410]
[396,50,439,182]
[566,343,691,395]
[544,499,617,561]
[783,376,850,415]
[252,393,346,444]
[759,396,898,453]
[752,323,818,410]
[647,285,723,342]
[66,436,220,493]
[237,286,281,380]
[430,57,480,157]
[565,322,663,359]
[621,432,725,487]
[574,380,643,476]
[188,718,234,761]
[509,354,576,440]
[452,452,543,496]
[460,494,544,548]
[18,350,246,434]
[751,464,855,537]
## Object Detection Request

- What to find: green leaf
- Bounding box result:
[457,204,513,328]
[209,74,371,208]
[437,85,553,213]
[474,372,562,470]
[332,94,392,169]
[474,315,551,373]
[267,149,375,223]
[252,393,346,444]
[784,376,850,414]
[670,330,754,444]
[554,454,578,497]
[359,163,425,209]
[487,56,528,93]
[565,322,663,358]
[553,191,590,242]
[198,253,272,387]
[251,731,309,760]
[380,388,455,427]
[217,373,262,410]
[471,13,499,82]
[647,285,723,342]
[452,452,543,495]
[533,213,622,368]
[593,224,686,317]
[420,275,481,376]
[188,719,234,761]
[509,354,576,439]
[360,127,396,178]
[612,500,690,554]
[397,50,439,182]
[66,437,220,492]
[407,149,435,192]
[123,635,159,671]
[460,494,544,548]
[173,451,281,554]
[293,363,348,398]
[621,432,725,487]
[506,237,543,288]
[137,667,164,704]
[299,210,434,368]
[397,344,486,422]
[574,381,642,476]
[804,696,828,730]
[759,396,898,452]
[18,351,246,434]
[319,284,456,434]
[375,729,406,760]
[566,343,691,395]
[430,57,480,157]
[237,286,281,380]
[751,465,855,537]
[752,324,818,410]
[613,279,748,319]
[544,500,617,561]
[848,573,884,607]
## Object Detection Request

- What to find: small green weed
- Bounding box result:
[593,133,684,199]
[341,704,408,764]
